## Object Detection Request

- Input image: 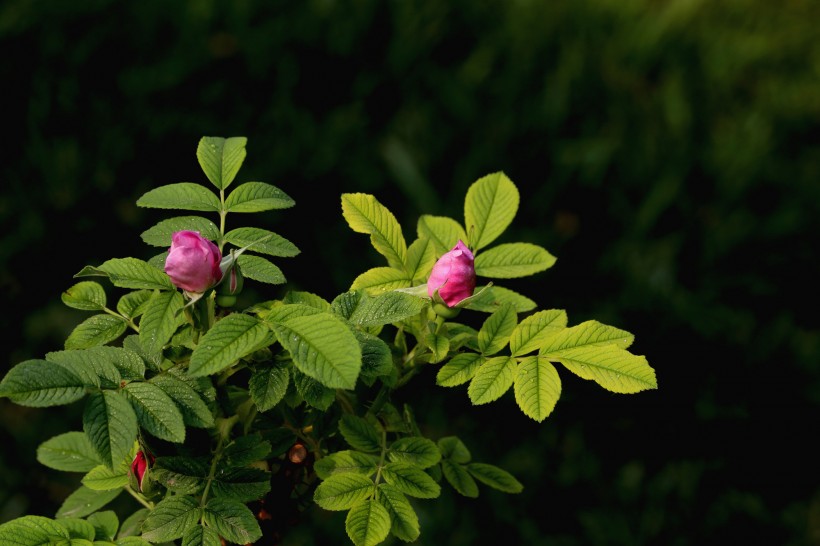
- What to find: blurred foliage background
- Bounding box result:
[1,0,819,544]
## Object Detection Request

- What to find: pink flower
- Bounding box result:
[164,231,223,293]
[427,240,476,307]
[130,450,154,492]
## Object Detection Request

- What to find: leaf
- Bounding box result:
[122,382,186,443]
[224,227,299,257]
[122,335,161,373]
[474,242,556,278]
[211,467,271,502]
[221,434,272,468]
[388,437,441,469]
[136,182,221,211]
[405,236,438,283]
[345,498,390,546]
[188,313,272,377]
[77,258,174,290]
[376,483,420,542]
[282,290,331,311]
[149,374,214,428]
[150,457,209,495]
[477,303,518,355]
[313,473,374,511]
[140,495,201,543]
[342,193,407,270]
[291,367,336,410]
[140,216,220,247]
[463,285,536,313]
[0,359,86,407]
[138,290,185,354]
[37,431,101,473]
[356,330,394,385]
[248,362,290,412]
[87,510,119,541]
[539,320,635,353]
[225,181,294,212]
[514,356,561,422]
[437,436,471,463]
[83,390,138,469]
[181,525,221,546]
[314,451,378,480]
[466,463,524,493]
[552,345,657,393]
[509,309,568,357]
[423,333,450,364]
[117,537,151,546]
[464,172,519,251]
[436,352,484,387]
[57,486,121,519]
[339,414,381,453]
[87,346,146,381]
[416,215,467,255]
[197,136,247,190]
[468,356,516,405]
[235,254,286,285]
[266,308,361,389]
[442,459,478,498]
[350,267,412,293]
[82,464,129,491]
[116,290,153,321]
[347,291,427,328]
[46,349,122,390]
[65,314,127,350]
[117,509,148,539]
[59,518,97,541]
[0,515,70,545]
[62,281,107,311]
[381,462,440,499]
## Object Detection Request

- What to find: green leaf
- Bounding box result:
[46,349,121,389]
[181,525,221,546]
[464,172,519,251]
[416,215,467,255]
[405,236,438,283]
[509,309,568,357]
[117,509,148,539]
[266,308,361,389]
[314,451,378,480]
[0,515,70,545]
[81,464,129,491]
[342,193,407,269]
[474,242,556,278]
[138,290,185,354]
[151,457,209,495]
[87,346,146,381]
[210,467,270,502]
[136,182,221,211]
[77,258,174,291]
[0,359,86,407]
[140,495,201,543]
[221,434,271,468]
[442,459,478,498]
[116,290,153,321]
[467,463,524,493]
[57,486,121,519]
[350,267,412,293]
[356,330,394,385]
[116,537,151,546]
[436,353,484,387]
[197,136,247,190]
[140,216,220,247]
[477,303,518,355]
[314,473,374,511]
[149,374,214,428]
[376,483,420,542]
[345,498,390,546]
[122,382,186,443]
[202,498,262,545]
[339,414,381,453]
[87,511,119,541]
[188,313,272,377]
[248,362,289,412]
[437,436,471,463]
[423,333,450,364]
[225,181,294,212]
[347,291,427,328]
[62,282,107,311]
[381,462,440,499]
[37,431,101,472]
[235,254,286,285]
[224,227,299,257]
[291,367,336,410]
[282,290,331,311]
[83,391,138,469]
[58,517,96,540]
[552,345,657,393]
[65,315,127,350]
[388,437,441,469]
[330,290,364,320]
[468,356,516,405]
[463,285,536,313]
[514,356,561,422]
[539,320,635,353]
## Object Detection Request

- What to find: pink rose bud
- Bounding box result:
[130,450,154,492]
[427,240,476,307]
[164,231,223,293]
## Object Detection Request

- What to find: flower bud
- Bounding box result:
[164,231,223,293]
[130,450,155,492]
[215,264,244,308]
[427,240,476,307]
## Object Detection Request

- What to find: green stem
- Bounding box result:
[372,427,388,493]
[103,307,139,333]
[125,485,153,510]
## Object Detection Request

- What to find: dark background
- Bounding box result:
[1,1,819,544]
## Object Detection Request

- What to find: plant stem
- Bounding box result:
[125,485,153,510]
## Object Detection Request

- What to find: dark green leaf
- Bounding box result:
[136,182,220,211]
[225,182,294,212]
[37,431,101,472]
[202,498,262,545]
[388,437,441,469]
[83,391,138,469]
[314,450,378,480]
[196,136,247,190]
[248,363,289,412]
[437,436,471,463]
[0,359,86,407]
[122,382,186,443]
[345,498,390,546]
[338,415,381,453]
[313,473,374,511]
[56,486,120,519]
[466,462,524,493]
[442,460,478,498]
[65,314,127,350]
[188,314,273,377]
[376,483,420,542]
[149,373,214,429]
[140,495,201,543]
[381,462,440,499]
[140,216,220,247]
[62,281,107,311]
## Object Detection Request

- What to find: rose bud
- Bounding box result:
[164,230,223,293]
[427,240,477,307]
[215,264,244,308]
[130,450,155,492]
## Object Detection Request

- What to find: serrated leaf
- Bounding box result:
[0,359,86,407]
[314,451,378,480]
[388,437,441,469]
[474,242,556,278]
[202,498,262,545]
[350,267,412,293]
[188,313,272,377]
[266,308,361,389]
[339,414,382,452]
[423,333,450,364]
[37,431,101,472]
[405,236,438,283]
[442,459,478,498]
[45,349,121,389]
[0,515,70,545]
[248,362,289,412]
[116,291,153,321]
[83,391,138,469]
[553,345,657,393]
[356,330,394,385]
[514,356,561,422]
[376,483,419,542]
[314,473,374,511]
[291,367,336,410]
[330,290,364,321]
[416,215,467,255]
[117,537,151,546]
[477,303,517,356]
[345,498,390,546]
[140,495,201,543]
[437,436,471,463]
[122,335,161,373]
[151,457,209,495]
[436,353,484,387]
[224,227,299,257]
[463,285,536,313]
[466,463,524,493]
[211,467,271,502]
[464,172,519,251]
[347,291,427,328]
[181,525,220,546]
[221,434,271,468]
[140,216,220,247]
[122,382,186,443]
[225,181,294,212]
[136,183,221,211]
[282,290,331,311]
[62,282,107,311]
[117,509,148,539]
[235,254,286,285]
[381,462,440,499]
[81,464,128,491]
[539,320,635,353]
[149,374,214,428]
[197,136,247,190]
[509,309,568,357]
[139,290,185,354]
[87,346,146,381]
[468,356,516,405]
[342,193,408,269]
[87,511,118,541]
[65,315,127,350]
[59,517,96,540]
[57,486,121,519]
[77,258,174,290]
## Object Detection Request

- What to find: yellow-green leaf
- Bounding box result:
[464,172,519,251]
[342,193,407,270]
